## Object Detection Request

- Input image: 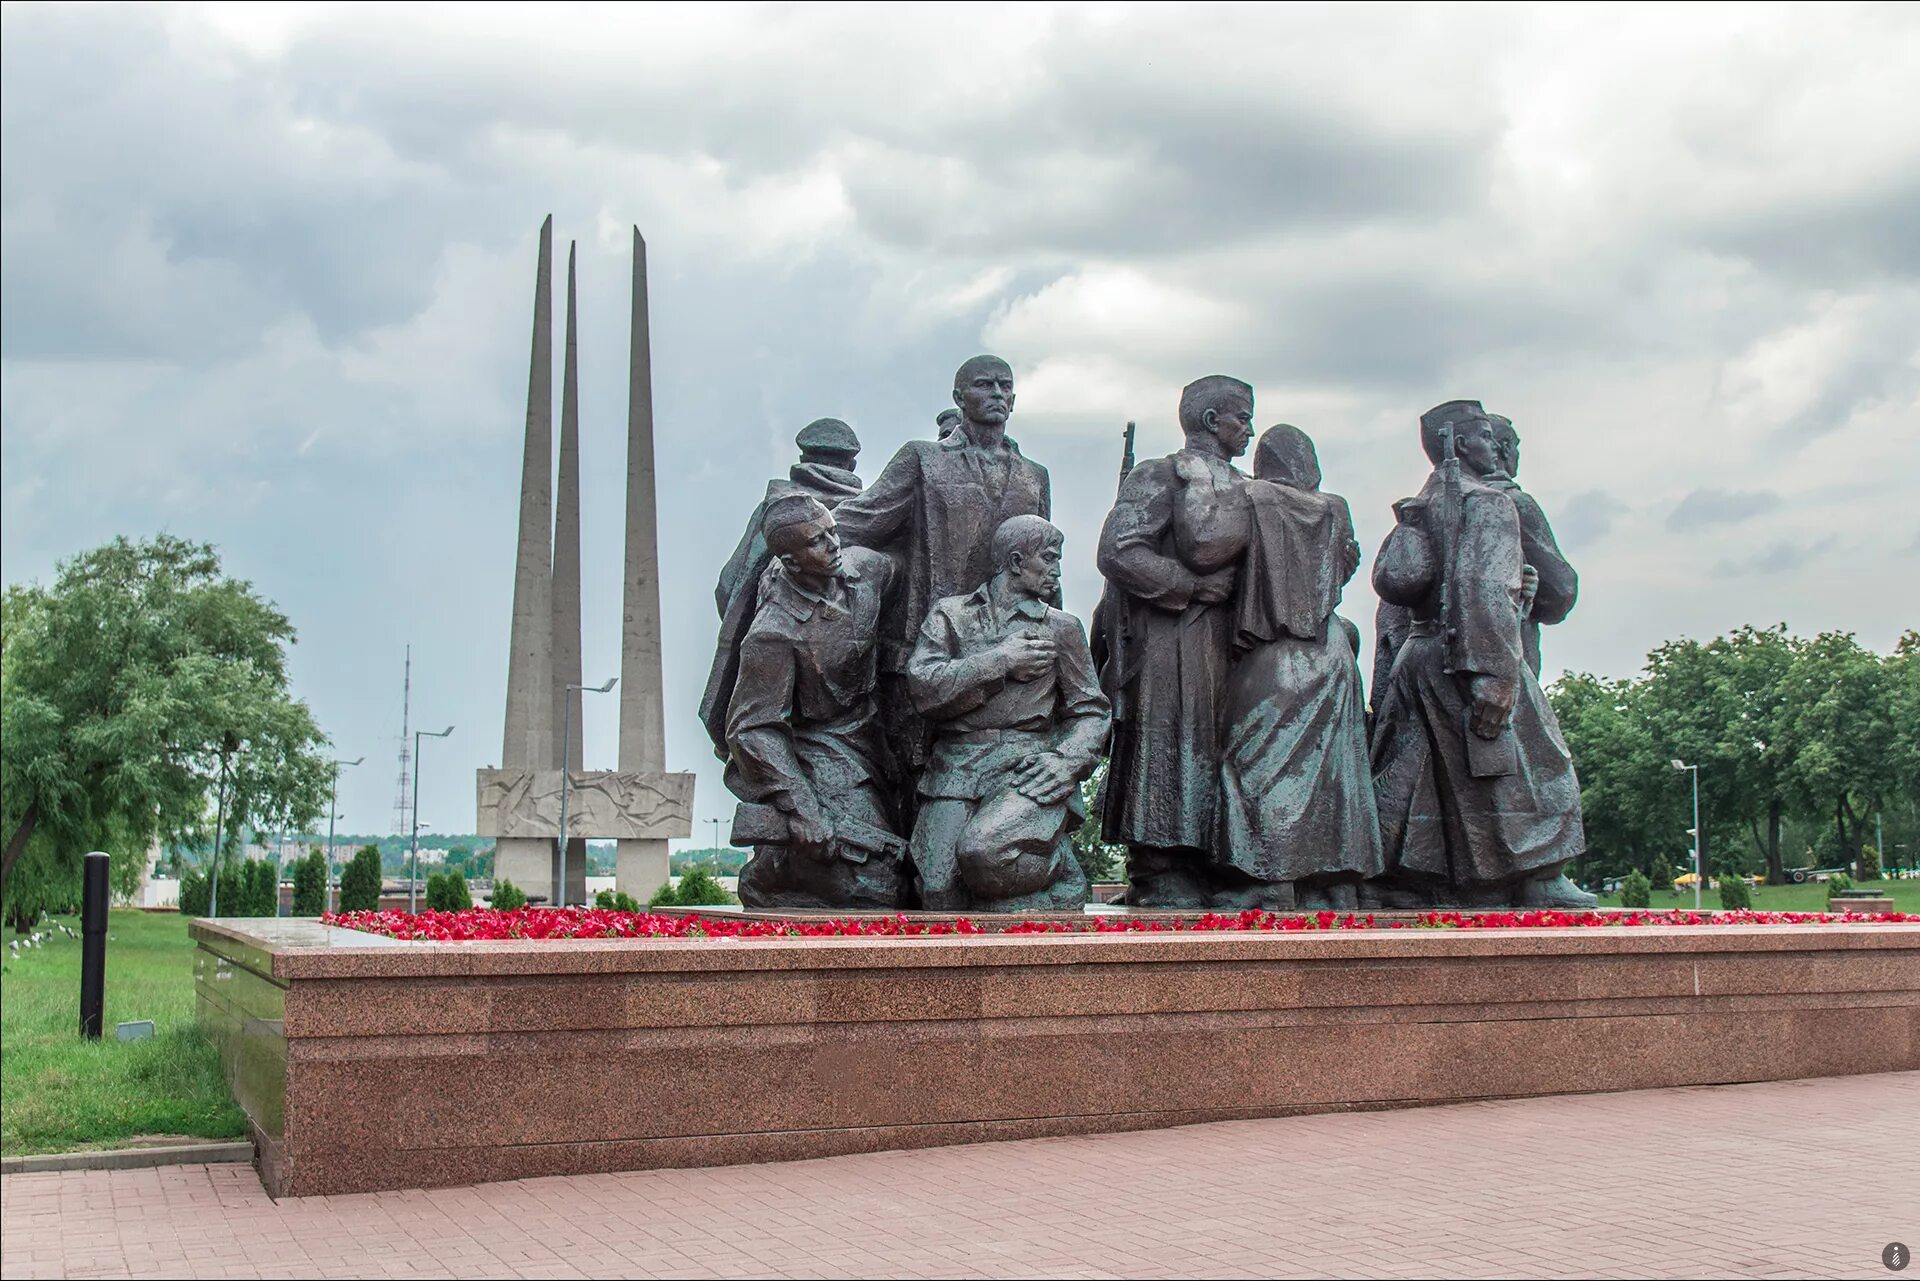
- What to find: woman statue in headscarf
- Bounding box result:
[1169,424,1384,909]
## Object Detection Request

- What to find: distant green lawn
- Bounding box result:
[1,910,243,1156]
[1592,877,1920,912]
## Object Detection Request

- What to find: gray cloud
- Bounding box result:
[1712,537,1840,578]
[1667,488,1784,531]
[5,3,1918,838]
[1554,490,1630,551]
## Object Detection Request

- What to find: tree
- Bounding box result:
[292,847,326,915]
[338,843,383,912]
[2,536,331,918]
[1070,758,1126,884]
[1778,632,1897,879]
[1636,626,1795,885]
[1547,673,1670,884]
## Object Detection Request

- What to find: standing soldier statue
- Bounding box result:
[1368,400,1593,908]
[832,355,1052,828]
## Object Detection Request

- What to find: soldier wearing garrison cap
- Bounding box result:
[1368,399,1592,909]
[701,418,866,754]
[719,493,909,909]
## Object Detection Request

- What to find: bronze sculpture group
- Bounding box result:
[702,357,1594,912]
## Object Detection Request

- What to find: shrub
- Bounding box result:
[443,870,473,910]
[338,844,384,912]
[646,878,677,909]
[179,866,211,917]
[292,849,327,915]
[669,867,735,906]
[1648,856,1677,894]
[1826,872,1854,906]
[491,878,527,910]
[1618,870,1652,909]
[424,871,449,912]
[1718,874,1753,910]
[595,887,642,912]
[250,858,280,916]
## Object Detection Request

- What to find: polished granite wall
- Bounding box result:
[192,917,1920,1198]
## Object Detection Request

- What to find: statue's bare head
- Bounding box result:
[990,514,1064,602]
[1178,375,1255,458]
[952,355,1015,431]
[1488,413,1519,479]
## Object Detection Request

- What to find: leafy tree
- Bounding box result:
[1778,632,1898,879]
[338,843,383,912]
[292,848,327,915]
[1,536,331,920]
[1070,758,1126,884]
[1548,674,1670,883]
[490,878,527,910]
[1636,626,1794,885]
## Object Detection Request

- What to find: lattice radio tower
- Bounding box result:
[392,644,413,836]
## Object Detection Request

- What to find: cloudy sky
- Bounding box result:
[4,2,1917,844]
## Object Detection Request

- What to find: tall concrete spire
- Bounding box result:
[617,226,670,895]
[551,240,587,892]
[501,215,555,773]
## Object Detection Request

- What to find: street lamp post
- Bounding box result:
[410,727,455,913]
[207,740,234,918]
[325,756,364,915]
[1672,759,1701,911]
[556,678,618,909]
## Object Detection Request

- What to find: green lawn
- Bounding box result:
[1591,877,1920,912]
[1,909,243,1156]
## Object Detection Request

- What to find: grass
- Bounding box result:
[1,909,244,1157]
[1591,877,1920,912]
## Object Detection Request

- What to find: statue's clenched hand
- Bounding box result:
[787,802,834,853]
[997,633,1056,682]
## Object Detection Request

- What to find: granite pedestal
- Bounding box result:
[193,915,1920,1198]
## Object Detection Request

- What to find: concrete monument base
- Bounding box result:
[193,916,1919,1198]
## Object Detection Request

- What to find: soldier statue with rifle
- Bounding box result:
[1367,400,1593,908]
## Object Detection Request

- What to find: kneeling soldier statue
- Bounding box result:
[723,493,910,909]
[906,515,1110,912]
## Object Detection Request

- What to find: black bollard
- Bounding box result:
[80,851,109,1040]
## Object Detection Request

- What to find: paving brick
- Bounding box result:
[4,1073,1916,1279]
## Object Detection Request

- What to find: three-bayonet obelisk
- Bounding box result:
[478,218,692,905]
[616,227,672,895]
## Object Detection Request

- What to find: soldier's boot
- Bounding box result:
[1517,868,1598,909]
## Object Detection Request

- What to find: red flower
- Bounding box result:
[314,904,1915,942]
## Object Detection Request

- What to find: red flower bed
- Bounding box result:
[320,906,1916,942]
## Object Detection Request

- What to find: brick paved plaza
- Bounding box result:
[4,1073,1915,1280]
